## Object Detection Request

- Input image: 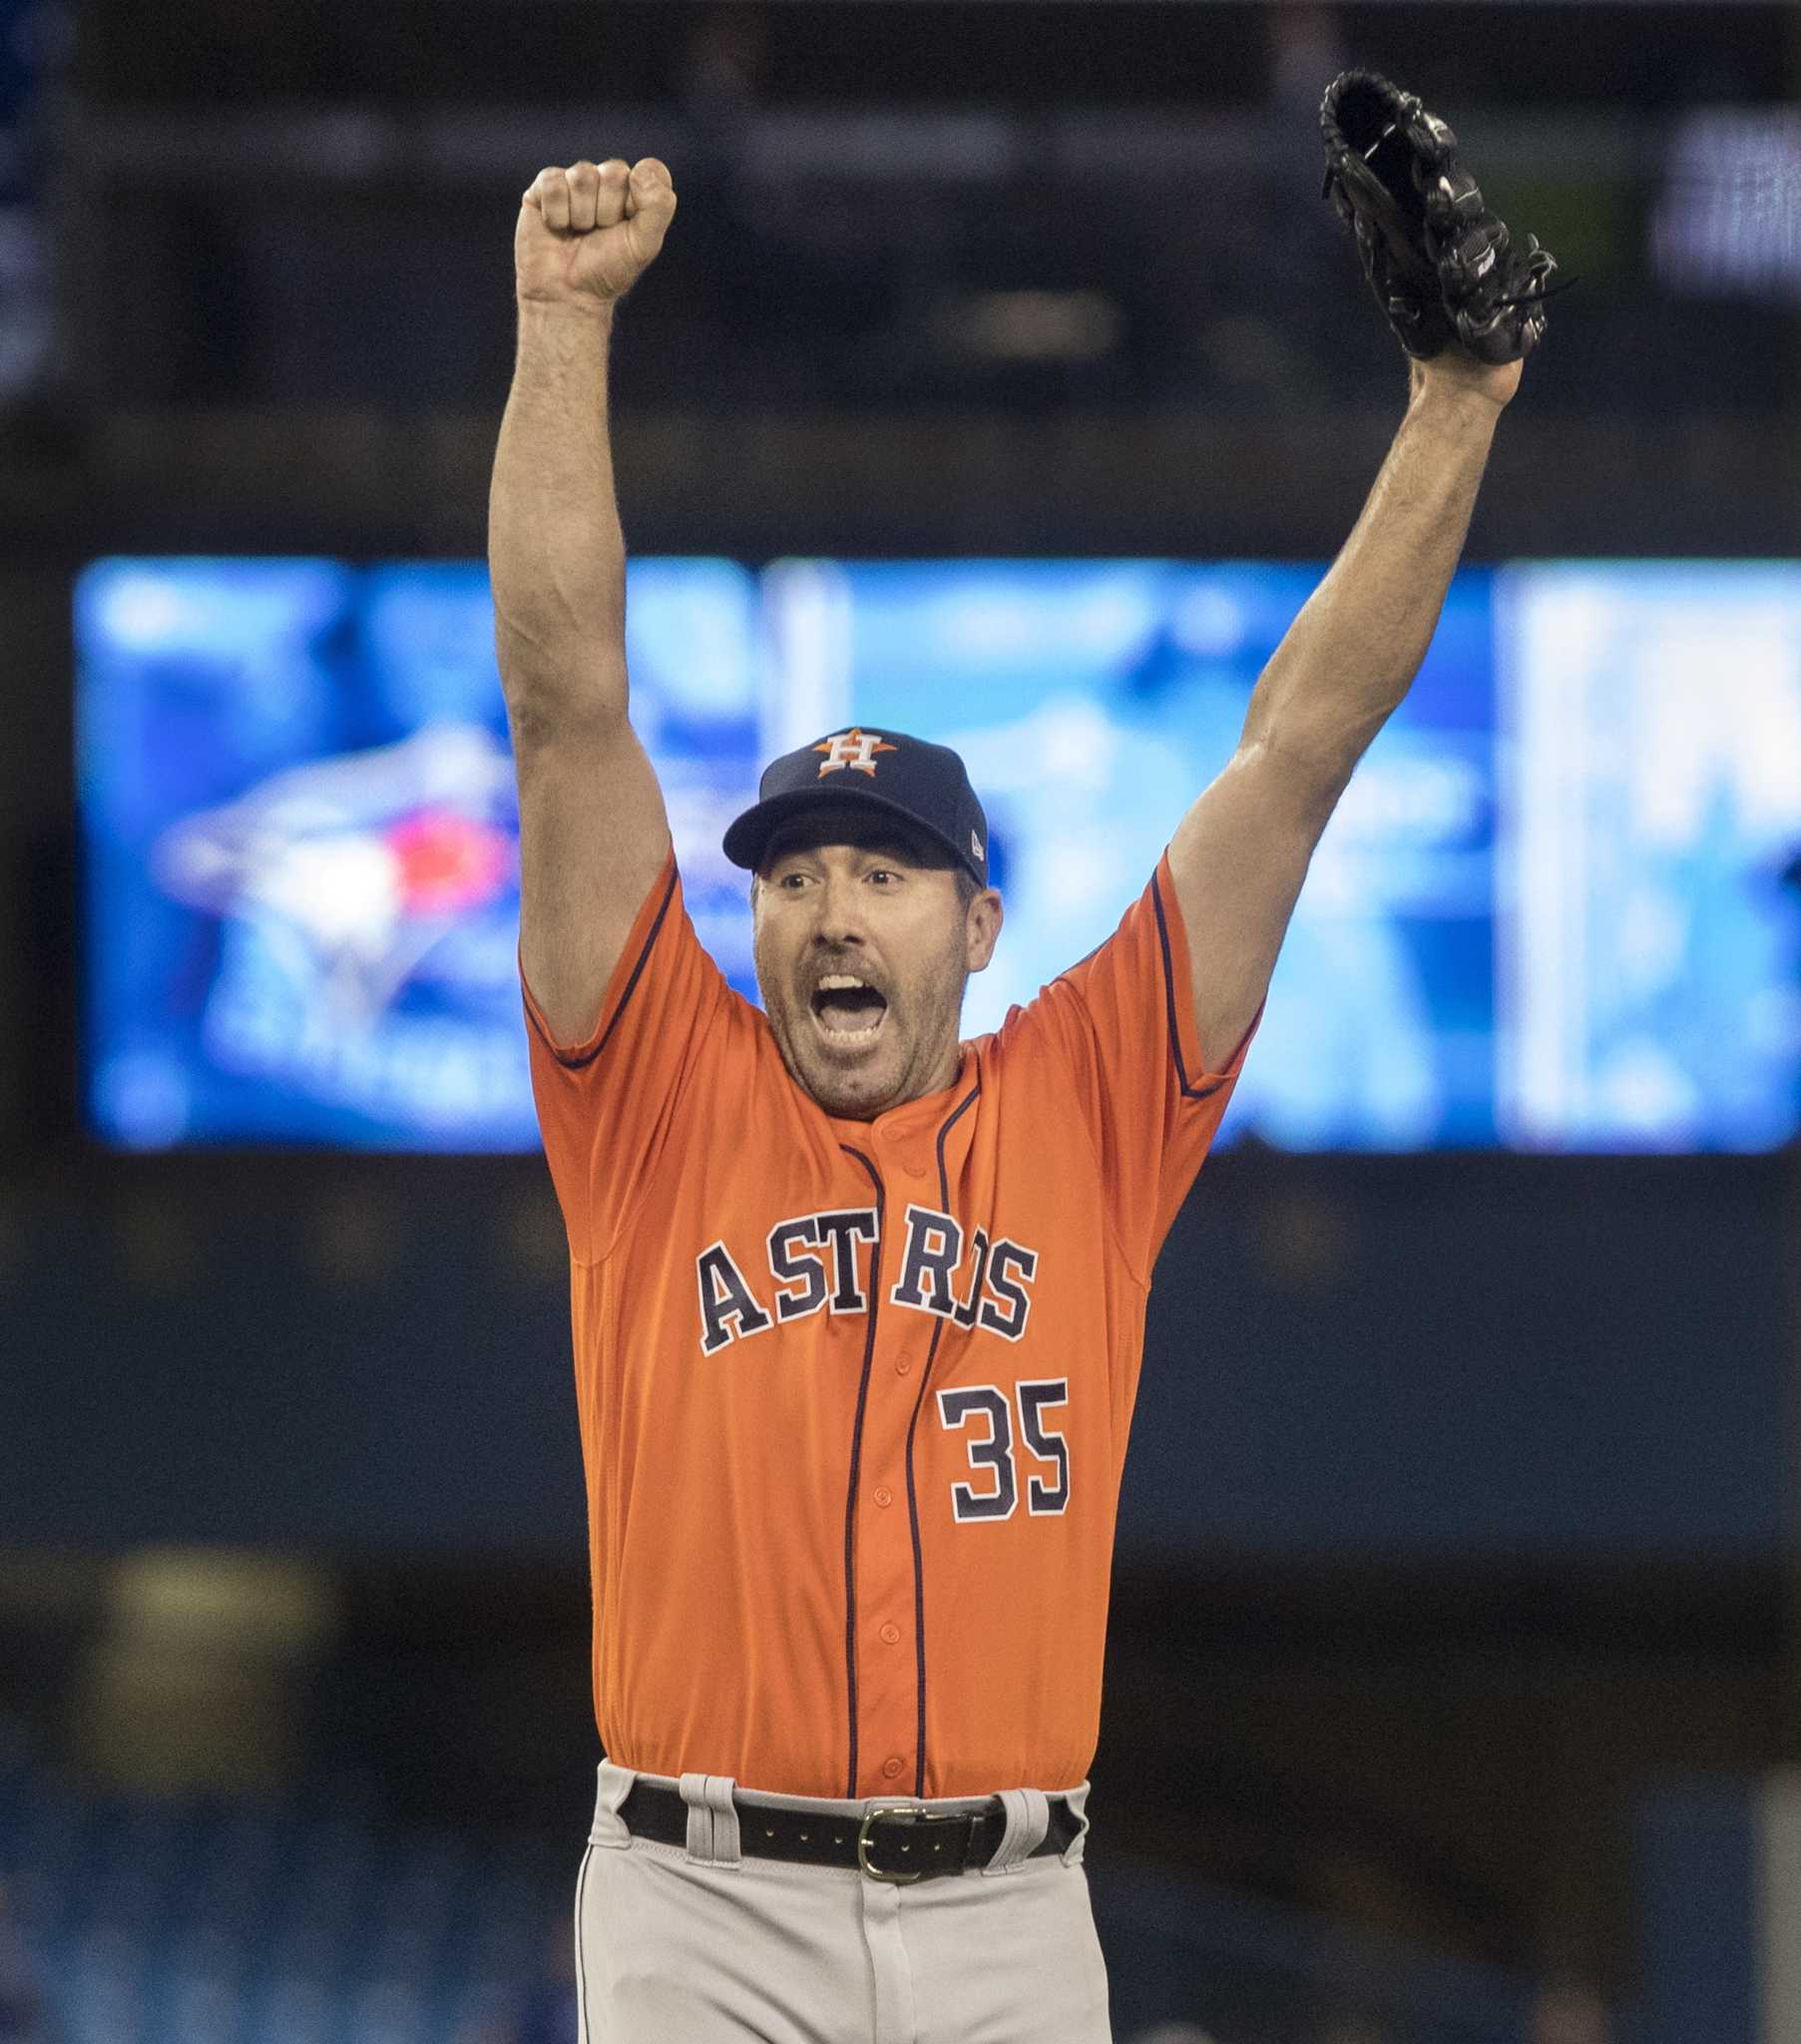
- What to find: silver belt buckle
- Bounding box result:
[856,1803,966,1884]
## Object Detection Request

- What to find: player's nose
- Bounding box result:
[811,875,869,943]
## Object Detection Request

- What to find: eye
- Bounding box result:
[867,868,898,885]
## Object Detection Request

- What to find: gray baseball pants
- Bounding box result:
[575,1760,1114,2043]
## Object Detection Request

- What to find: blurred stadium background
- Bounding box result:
[3,1,1801,2039]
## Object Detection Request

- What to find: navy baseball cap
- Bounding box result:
[722,728,990,888]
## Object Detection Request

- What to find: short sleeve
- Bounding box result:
[1005,849,1261,1283]
[520,851,731,1265]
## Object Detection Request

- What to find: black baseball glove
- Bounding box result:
[1319,69,1565,365]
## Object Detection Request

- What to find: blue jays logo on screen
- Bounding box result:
[76,555,762,1152]
[150,724,530,1140]
[160,729,514,1016]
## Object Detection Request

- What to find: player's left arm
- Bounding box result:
[1168,350,1519,1070]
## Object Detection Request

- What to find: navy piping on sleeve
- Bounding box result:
[527,863,680,1072]
[1150,870,1230,1104]
[838,1145,885,1799]
[907,1078,982,1798]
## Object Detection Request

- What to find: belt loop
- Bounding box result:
[677,1772,712,1860]
[591,1760,637,1848]
[1060,1781,1093,1865]
[678,1772,742,1865]
[979,1788,1050,1876]
[702,1774,740,1863]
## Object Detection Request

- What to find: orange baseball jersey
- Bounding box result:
[522,848,1257,1802]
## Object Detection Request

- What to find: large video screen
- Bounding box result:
[76,557,1801,1154]
[1498,562,1801,1151]
[765,559,1499,1149]
[77,558,762,1150]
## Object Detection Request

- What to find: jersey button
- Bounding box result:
[879,1621,901,1646]
[874,1485,894,1508]
[902,1158,928,1180]
[894,1356,913,1376]
[882,1757,905,1781]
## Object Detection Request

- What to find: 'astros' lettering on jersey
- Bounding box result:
[522,849,1257,1801]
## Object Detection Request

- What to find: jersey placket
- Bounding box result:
[844,1130,937,1799]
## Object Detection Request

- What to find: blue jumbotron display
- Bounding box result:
[76,557,1801,1153]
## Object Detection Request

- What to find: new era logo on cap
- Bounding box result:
[813,729,898,777]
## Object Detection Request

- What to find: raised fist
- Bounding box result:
[515,158,677,308]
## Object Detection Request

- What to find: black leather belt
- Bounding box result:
[617,1781,1082,1884]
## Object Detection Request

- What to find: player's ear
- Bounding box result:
[964,888,1003,974]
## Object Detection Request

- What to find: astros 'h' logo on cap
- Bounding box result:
[813,729,899,778]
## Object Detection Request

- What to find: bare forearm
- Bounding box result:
[1243,368,1504,796]
[488,298,627,716]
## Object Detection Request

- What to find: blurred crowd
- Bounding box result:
[16,0,1789,420]
[0,1886,46,2044]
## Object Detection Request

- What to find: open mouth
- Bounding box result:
[809,975,889,1049]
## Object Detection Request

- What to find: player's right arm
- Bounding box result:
[490,156,678,1047]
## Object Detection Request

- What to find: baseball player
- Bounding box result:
[490,77,1557,2044]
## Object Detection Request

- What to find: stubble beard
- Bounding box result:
[759,941,968,1121]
